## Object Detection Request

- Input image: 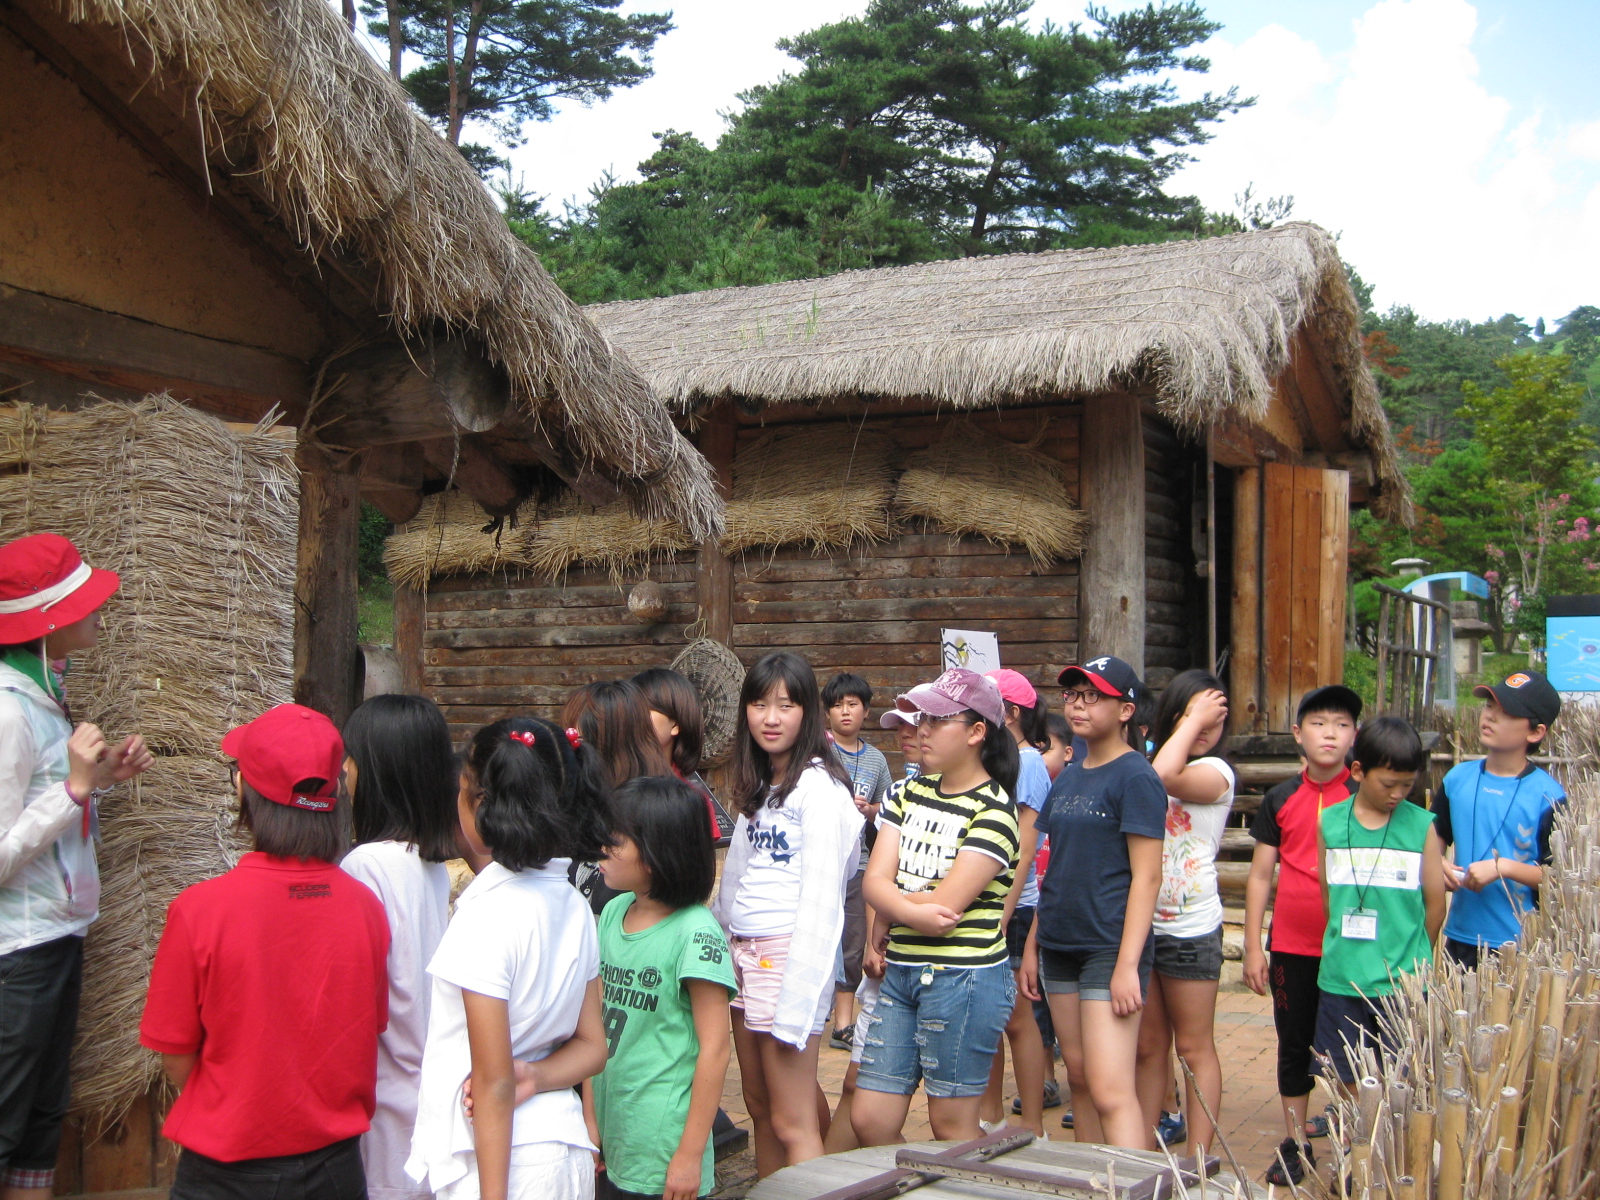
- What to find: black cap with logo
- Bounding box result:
[1473,671,1561,729]
[1059,654,1143,702]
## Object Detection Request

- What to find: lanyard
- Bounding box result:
[1469,761,1527,864]
[1345,804,1395,914]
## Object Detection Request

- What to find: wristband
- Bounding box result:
[64,780,88,807]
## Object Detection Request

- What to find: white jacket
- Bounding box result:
[0,661,97,955]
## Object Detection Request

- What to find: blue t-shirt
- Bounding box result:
[1015,746,1051,909]
[1036,750,1167,953]
[1435,761,1565,949]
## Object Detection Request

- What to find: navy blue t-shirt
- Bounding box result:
[1036,749,1168,953]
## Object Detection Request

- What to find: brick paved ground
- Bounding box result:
[715,986,1301,1196]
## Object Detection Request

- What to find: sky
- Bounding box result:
[357,0,1600,325]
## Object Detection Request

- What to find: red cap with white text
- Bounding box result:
[220,703,344,812]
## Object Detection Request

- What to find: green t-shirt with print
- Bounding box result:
[594,895,735,1196]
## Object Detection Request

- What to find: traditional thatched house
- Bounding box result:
[1,0,718,1191]
[395,223,1407,743]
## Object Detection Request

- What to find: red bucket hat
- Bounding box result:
[0,534,120,643]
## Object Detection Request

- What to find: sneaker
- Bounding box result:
[979,1118,1008,1136]
[1156,1111,1187,1147]
[1060,1109,1073,1129]
[828,1026,853,1051]
[1265,1138,1314,1187]
[1012,1080,1063,1114]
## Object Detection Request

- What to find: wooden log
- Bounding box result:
[1319,470,1350,684]
[420,436,522,516]
[293,441,363,725]
[394,584,426,695]
[316,337,510,447]
[1079,393,1146,673]
[1262,464,1295,730]
[363,486,423,524]
[696,410,736,645]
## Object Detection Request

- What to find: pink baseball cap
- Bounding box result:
[984,668,1037,710]
[895,668,1006,728]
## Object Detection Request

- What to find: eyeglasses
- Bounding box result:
[1061,688,1108,707]
[920,714,972,729]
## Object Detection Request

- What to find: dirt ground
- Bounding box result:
[711,986,1300,1198]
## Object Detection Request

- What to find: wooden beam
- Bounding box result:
[1078,394,1146,674]
[359,441,427,489]
[1318,470,1351,685]
[420,435,522,515]
[314,338,511,449]
[696,408,736,645]
[1230,467,1264,732]
[293,441,363,725]
[362,486,423,524]
[0,284,308,419]
[393,583,426,696]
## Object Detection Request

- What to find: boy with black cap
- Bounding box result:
[1241,684,1361,1186]
[140,704,390,1200]
[1436,671,1566,968]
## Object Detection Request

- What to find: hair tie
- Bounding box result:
[508,729,537,748]
[565,727,583,749]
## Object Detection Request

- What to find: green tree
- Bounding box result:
[722,0,1249,255]
[1364,309,1536,445]
[1458,351,1598,641]
[365,0,671,155]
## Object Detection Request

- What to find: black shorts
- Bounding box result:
[170,1136,364,1200]
[1006,906,1035,972]
[1312,991,1397,1085]
[1152,928,1224,982]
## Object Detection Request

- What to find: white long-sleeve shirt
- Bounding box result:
[0,661,96,955]
[713,760,861,1050]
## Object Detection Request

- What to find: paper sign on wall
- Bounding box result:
[940,629,1000,674]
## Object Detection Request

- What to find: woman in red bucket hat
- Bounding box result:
[0,532,154,1198]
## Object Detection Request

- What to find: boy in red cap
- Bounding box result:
[0,532,154,1199]
[140,704,390,1200]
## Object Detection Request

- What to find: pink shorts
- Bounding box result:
[729,934,830,1037]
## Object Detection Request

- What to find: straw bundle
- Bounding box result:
[895,421,1087,566]
[384,491,692,588]
[0,397,297,1122]
[721,425,895,555]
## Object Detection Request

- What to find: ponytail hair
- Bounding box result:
[463,717,611,870]
[976,712,1021,801]
[1006,697,1049,753]
[730,651,851,818]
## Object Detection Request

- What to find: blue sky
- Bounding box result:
[372,1,1600,324]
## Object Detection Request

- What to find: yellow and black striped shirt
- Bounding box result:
[882,774,1020,968]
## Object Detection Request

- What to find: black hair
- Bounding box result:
[1005,695,1049,752]
[463,717,612,870]
[1351,716,1426,775]
[609,775,716,908]
[1131,685,1159,744]
[343,695,459,862]
[561,679,672,787]
[1152,670,1231,761]
[822,673,874,710]
[1297,695,1362,725]
[238,777,351,863]
[1045,712,1071,746]
[730,652,853,818]
[632,667,704,776]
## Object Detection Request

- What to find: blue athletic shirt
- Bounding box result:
[1434,760,1565,949]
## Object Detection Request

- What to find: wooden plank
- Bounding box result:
[393,584,426,694]
[1319,470,1350,685]
[697,410,737,644]
[1262,463,1295,731]
[732,596,1078,625]
[427,563,697,596]
[1289,330,1353,454]
[734,619,1077,649]
[1231,467,1263,732]
[81,1097,155,1193]
[0,283,308,421]
[1288,466,1324,706]
[293,441,363,725]
[427,580,691,612]
[430,602,700,631]
[1079,394,1147,672]
[428,640,1070,670]
[420,436,522,515]
[734,575,1080,605]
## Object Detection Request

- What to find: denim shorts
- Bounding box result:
[855,961,1015,1098]
[1038,941,1152,1003]
[1152,928,1224,982]
[1005,906,1035,972]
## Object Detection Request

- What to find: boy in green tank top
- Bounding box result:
[1314,717,1445,1090]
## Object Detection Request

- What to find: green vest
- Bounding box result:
[1318,797,1434,997]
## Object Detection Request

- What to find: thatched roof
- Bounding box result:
[62,0,720,539]
[587,223,1406,518]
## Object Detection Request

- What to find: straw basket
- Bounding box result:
[671,638,744,767]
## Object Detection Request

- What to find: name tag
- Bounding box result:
[1341,909,1378,941]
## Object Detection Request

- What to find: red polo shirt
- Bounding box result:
[1250,768,1358,957]
[140,853,390,1162]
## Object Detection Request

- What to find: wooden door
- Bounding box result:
[1261,464,1349,731]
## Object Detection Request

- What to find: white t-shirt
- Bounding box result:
[1153,757,1237,939]
[407,860,599,1195]
[728,761,857,938]
[341,841,451,1200]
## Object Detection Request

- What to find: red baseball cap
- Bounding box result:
[221,703,345,812]
[0,534,119,643]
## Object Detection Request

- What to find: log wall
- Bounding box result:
[1144,415,1199,688]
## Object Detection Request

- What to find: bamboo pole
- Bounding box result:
[1409,1107,1434,1200]
[1438,1088,1469,1200]
[1490,981,1512,1029]
[1470,1026,1494,1110]
[1518,1025,1560,1191]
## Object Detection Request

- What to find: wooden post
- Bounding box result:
[293,440,362,725]
[1078,394,1146,674]
[696,409,736,646]
[393,583,426,695]
[1230,466,1262,731]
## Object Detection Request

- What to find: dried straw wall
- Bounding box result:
[0,397,298,1122]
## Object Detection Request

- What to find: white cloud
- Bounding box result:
[1168,0,1600,321]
